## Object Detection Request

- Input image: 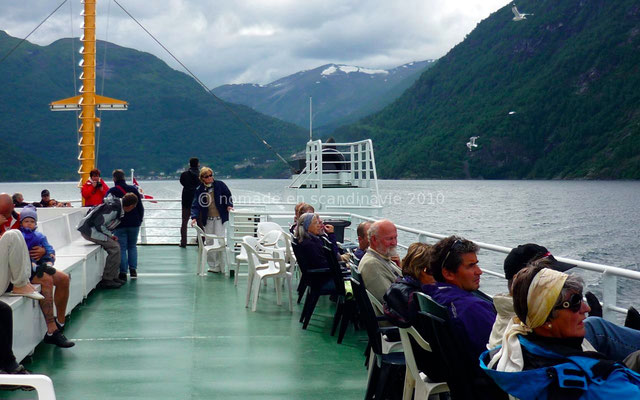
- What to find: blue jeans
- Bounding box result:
[584,316,640,361]
[114,226,139,273]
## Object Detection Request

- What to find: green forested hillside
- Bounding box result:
[335,0,640,179]
[0,31,307,181]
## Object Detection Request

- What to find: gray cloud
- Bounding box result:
[0,0,509,87]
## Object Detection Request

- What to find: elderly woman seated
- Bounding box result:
[383,242,434,327]
[481,260,640,399]
[293,212,346,271]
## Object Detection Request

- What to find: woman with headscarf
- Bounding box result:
[481,260,640,399]
[292,212,340,272]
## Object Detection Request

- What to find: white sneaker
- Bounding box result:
[207,267,221,273]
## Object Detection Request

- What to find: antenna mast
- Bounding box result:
[309,96,312,141]
[50,0,128,200]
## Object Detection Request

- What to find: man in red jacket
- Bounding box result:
[81,169,109,206]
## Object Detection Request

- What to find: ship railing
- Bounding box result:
[288,139,380,197]
[137,200,639,321]
[345,213,640,322]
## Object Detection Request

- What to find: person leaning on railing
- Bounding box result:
[481,262,640,399]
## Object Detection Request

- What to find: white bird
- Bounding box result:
[466,136,480,151]
[512,5,533,21]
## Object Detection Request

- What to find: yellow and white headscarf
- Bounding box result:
[488,268,568,372]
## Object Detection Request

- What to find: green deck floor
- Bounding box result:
[5,246,368,399]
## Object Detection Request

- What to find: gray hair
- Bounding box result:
[548,273,584,321]
[294,212,318,243]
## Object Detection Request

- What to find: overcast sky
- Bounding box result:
[1,0,510,88]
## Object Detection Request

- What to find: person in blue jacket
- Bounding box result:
[422,236,497,362]
[106,169,144,281]
[190,167,233,273]
[481,261,640,399]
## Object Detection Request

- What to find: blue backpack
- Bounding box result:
[480,336,640,399]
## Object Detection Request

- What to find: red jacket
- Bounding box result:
[81,178,109,206]
[0,210,20,236]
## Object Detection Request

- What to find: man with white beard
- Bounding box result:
[358,219,401,305]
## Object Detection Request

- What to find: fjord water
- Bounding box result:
[2,179,639,307]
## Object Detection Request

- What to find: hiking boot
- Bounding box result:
[585,292,602,318]
[625,307,640,330]
[118,272,128,281]
[0,365,33,391]
[97,279,121,289]
[43,330,75,348]
[129,268,137,279]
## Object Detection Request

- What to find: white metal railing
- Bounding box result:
[137,199,639,321]
[289,139,380,194]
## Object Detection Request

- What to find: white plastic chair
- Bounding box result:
[193,225,227,276]
[256,221,283,239]
[242,243,293,312]
[0,374,57,399]
[399,326,450,400]
[234,236,271,286]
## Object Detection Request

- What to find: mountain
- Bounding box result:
[212,60,434,132]
[0,30,307,182]
[335,0,640,179]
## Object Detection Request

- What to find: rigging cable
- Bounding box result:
[0,0,68,65]
[95,0,113,167]
[112,0,294,172]
[69,0,80,148]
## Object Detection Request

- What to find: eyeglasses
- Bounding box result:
[441,239,464,270]
[554,292,584,312]
[202,174,213,178]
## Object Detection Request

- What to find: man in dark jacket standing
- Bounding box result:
[179,157,200,248]
[106,169,144,281]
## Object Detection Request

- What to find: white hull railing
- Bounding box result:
[137,200,638,321]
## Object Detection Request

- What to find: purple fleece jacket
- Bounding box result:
[422,282,496,360]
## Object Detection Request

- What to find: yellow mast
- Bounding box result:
[50,0,127,200]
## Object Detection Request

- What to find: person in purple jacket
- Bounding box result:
[422,235,496,361]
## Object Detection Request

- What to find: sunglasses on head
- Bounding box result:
[441,239,464,270]
[554,292,584,312]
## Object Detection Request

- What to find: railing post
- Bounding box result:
[140,218,148,244]
[418,234,429,243]
[601,271,617,322]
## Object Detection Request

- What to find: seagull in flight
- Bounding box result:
[512,5,533,21]
[466,136,480,151]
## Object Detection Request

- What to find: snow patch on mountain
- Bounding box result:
[321,65,389,76]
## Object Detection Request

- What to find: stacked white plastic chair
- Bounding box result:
[193,225,227,276]
[256,221,283,240]
[242,241,293,312]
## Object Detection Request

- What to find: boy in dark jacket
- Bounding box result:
[77,193,138,289]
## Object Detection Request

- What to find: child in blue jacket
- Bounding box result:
[19,205,56,278]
